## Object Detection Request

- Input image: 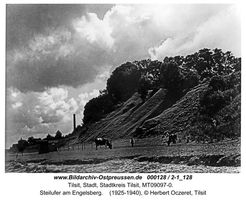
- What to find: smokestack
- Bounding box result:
[73,114,76,131]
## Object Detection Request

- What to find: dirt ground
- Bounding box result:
[5,138,240,173]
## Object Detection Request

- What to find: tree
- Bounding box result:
[17,138,29,155]
[234,58,241,72]
[45,134,54,141]
[55,130,62,139]
[183,48,240,79]
[182,70,200,92]
[106,62,141,102]
[160,61,184,97]
[138,76,151,100]
[83,93,114,124]
[28,136,35,145]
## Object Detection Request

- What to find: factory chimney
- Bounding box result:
[73,114,76,131]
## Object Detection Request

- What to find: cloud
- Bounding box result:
[6,87,81,146]
[7,5,114,92]
[38,87,79,122]
[148,5,241,59]
[12,102,23,109]
[78,89,100,107]
[6,4,113,51]
[7,28,109,92]
[6,5,87,50]
[6,65,111,147]
[73,13,114,48]
[7,4,240,93]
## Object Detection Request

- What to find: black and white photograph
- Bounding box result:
[5,3,241,173]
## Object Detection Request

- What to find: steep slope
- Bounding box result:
[140,83,240,141]
[79,88,167,141]
[214,94,241,138]
[140,83,208,139]
[75,81,240,144]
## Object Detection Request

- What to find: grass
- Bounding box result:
[6,137,240,167]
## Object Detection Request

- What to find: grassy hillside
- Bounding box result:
[74,81,240,144]
[68,48,241,145]
[140,83,208,138]
[140,83,240,142]
[79,88,167,141]
[74,82,239,146]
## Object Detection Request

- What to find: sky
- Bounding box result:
[6,4,241,148]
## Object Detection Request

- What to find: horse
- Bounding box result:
[167,133,177,146]
[94,138,112,150]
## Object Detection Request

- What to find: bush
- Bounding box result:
[200,89,227,116]
[209,76,226,91]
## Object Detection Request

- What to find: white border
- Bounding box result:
[1,1,245,199]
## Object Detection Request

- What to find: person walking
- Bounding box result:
[130,138,135,147]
